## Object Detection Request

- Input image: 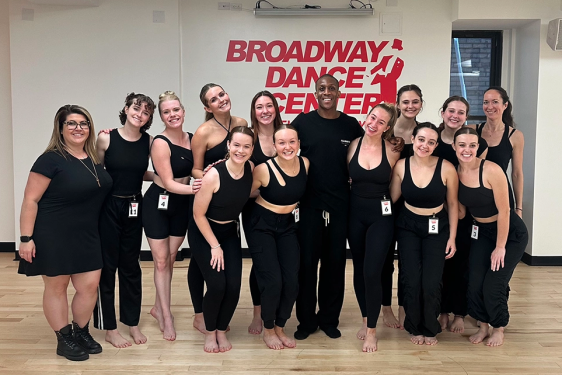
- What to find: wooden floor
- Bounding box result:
[1,253,562,374]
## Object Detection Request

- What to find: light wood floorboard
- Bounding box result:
[1,253,562,374]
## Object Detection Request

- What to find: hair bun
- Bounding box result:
[159,90,175,99]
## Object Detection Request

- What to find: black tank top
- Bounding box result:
[206,161,252,221]
[401,157,447,209]
[259,157,307,206]
[152,133,194,178]
[458,160,498,218]
[476,123,516,172]
[250,136,273,166]
[349,137,391,198]
[104,130,150,195]
[434,130,489,167]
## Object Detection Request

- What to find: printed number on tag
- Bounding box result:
[428,218,439,234]
[158,194,169,210]
[129,202,139,218]
[381,200,392,216]
[471,225,479,239]
[294,207,300,222]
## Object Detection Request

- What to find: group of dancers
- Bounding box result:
[17,74,528,361]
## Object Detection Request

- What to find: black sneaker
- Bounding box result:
[55,324,89,361]
[320,326,341,339]
[73,321,103,354]
[294,328,310,340]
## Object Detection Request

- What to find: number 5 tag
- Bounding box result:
[471,225,479,239]
[129,202,139,218]
[428,218,439,234]
[158,193,169,210]
[381,199,392,216]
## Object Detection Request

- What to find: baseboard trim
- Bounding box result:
[0,242,15,253]
[521,252,562,266]
[139,249,368,261]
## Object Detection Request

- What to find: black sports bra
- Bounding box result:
[152,133,193,178]
[458,160,498,218]
[259,157,307,206]
[476,123,515,172]
[349,137,391,198]
[401,157,447,209]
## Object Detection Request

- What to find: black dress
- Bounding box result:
[18,151,112,277]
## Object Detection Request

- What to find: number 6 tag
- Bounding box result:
[381,199,392,216]
[129,202,139,218]
[428,218,439,234]
[471,225,479,239]
[158,192,169,210]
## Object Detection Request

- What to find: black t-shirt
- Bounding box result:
[292,110,364,214]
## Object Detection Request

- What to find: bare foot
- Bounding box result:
[438,313,450,331]
[469,323,490,344]
[162,317,176,341]
[150,306,164,332]
[248,306,263,335]
[382,306,401,329]
[410,335,425,345]
[263,328,283,350]
[129,326,147,345]
[105,329,132,348]
[424,336,438,345]
[275,326,296,348]
[486,327,504,347]
[362,328,378,353]
[450,316,465,333]
[398,306,406,330]
[193,313,207,334]
[204,331,219,353]
[356,318,367,340]
[216,330,232,352]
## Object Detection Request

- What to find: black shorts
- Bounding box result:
[142,183,190,239]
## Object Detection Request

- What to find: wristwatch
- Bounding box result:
[20,235,33,243]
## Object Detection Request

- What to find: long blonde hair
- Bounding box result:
[45,104,100,164]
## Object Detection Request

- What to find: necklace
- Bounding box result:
[213,116,231,132]
[65,148,100,187]
[225,160,244,178]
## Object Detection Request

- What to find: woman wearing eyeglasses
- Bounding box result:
[92,93,154,348]
[18,105,112,361]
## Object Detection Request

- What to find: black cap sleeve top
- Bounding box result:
[401,157,447,209]
[349,137,392,198]
[206,161,253,221]
[259,157,308,206]
[104,130,150,195]
[458,160,498,218]
[152,133,194,178]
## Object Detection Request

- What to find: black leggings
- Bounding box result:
[440,214,472,316]
[188,198,261,314]
[187,219,242,331]
[467,211,527,328]
[381,198,404,307]
[348,194,395,328]
[397,208,449,337]
[247,204,299,329]
[94,195,143,330]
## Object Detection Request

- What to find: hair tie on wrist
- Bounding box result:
[211,243,221,249]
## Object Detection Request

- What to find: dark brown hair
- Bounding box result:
[119,92,155,133]
[485,86,514,128]
[250,90,283,143]
[199,83,223,122]
[437,96,470,132]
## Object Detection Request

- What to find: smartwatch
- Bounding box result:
[20,235,33,243]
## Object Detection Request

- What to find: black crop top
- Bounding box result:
[458,160,498,218]
[401,157,447,209]
[250,136,274,166]
[349,137,391,198]
[259,157,307,206]
[206,161,252,221]
[152,133,193,178]
[105,130,149,195]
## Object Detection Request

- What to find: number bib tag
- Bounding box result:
[129,201,139,218]
[381,199,392,216]
[293,207,300,222]
[158,192,169,210]
[428,218,439,234]
[471,224,479,239]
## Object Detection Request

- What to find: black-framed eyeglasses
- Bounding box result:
[63,120,90,130]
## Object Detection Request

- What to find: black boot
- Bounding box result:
[72,320,103,354]
[55,324,89,361]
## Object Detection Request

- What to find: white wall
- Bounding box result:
[0,0,15,243]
